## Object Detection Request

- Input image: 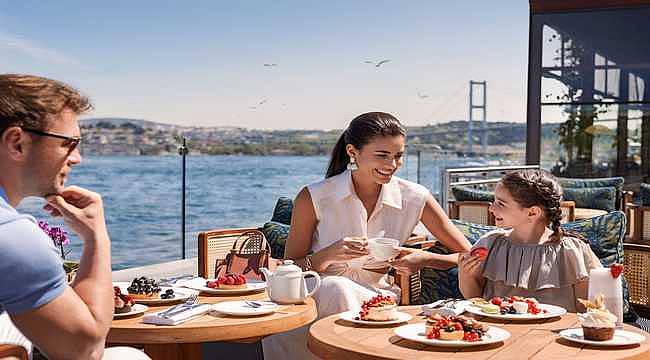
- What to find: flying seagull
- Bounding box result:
[263,63,278,67]
[364,59,391,67]
[250,99,268,110]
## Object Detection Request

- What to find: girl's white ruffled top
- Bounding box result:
[475,229,603,312]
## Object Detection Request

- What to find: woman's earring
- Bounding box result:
[347,156,358,170]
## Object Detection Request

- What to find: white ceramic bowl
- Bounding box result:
[368,237,400,261]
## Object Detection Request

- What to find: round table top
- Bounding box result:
[308,306,650,360]
[108,291,317,344]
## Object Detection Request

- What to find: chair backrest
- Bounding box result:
[449,200,576,225]
[215,230,270,281]
[449,201,493,225]
[197,227,258,278]
[623,243,650,317]
[0,344,28,360]
[628,204,650,244]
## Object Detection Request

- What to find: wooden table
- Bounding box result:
[308,306,650,360]
[574,208,608,220]
[108,291,317,360]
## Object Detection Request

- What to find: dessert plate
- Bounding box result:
[211,300,279,316]
[394,323,510,347]
[339,310,412,325]
[113,282,195,305]
[465,303,566,320]
[559,328,646,346]
[181,278,267,295]
[113,304,148,318]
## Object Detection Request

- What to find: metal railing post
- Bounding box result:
[179,137,188,259]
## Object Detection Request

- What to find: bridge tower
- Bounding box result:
[468,80,487,154]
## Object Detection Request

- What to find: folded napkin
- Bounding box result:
[422,300,472,317]
[143,303,212,325]
[177,277,208,288]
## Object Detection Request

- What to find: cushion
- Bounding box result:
[563,186,617,212]
[559,177,624,210]
[451,186,494,202]
[271,197,293,225]
[262,221,290,259]
[558,177,624,190]
[641,183,650,206]
[419,212,637,322]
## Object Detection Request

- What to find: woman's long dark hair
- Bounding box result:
[326,112,406,178]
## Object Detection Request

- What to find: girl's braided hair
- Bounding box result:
[500,169,578,242]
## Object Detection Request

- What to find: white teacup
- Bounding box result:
[367,237,400,261]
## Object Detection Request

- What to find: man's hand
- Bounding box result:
[44,185,108,241]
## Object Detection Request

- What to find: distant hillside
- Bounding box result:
[78,117,557,156]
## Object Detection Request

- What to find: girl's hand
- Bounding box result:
[458,251,487,298]
[320,236,369,266]
[459,252,485,279]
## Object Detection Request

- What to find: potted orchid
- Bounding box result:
[38,221,79,282]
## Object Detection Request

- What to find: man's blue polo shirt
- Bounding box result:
[0,187,66,314]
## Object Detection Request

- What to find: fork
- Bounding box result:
[159,293,199,317]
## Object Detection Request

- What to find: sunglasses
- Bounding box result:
[22,128,81,152]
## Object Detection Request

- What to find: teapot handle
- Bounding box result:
[302,271,321,297]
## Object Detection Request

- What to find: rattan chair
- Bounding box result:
[623,243,650,318]
[0,344,28,360]
[627,204,650,244]
[449,200,576,225]
[198,227,259,278]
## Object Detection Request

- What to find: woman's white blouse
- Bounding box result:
[306,170,430,289]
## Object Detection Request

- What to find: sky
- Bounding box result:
[0,1,530,130]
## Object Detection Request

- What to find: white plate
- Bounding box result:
[559,328,646,346]
[211,300,279,316]
[113,282,195,305]
[394,323,510,347]
[182,278,267,295]
[339,310,412,325]
[113,303,148,318]
[465,303,567,320]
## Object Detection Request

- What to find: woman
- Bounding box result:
[263,112,471,359]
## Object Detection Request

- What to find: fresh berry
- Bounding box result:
[610,263,624,279]
[490,297,502,306]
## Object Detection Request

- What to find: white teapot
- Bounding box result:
[260,260,321,304]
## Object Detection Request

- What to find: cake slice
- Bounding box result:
[358,295,398,321]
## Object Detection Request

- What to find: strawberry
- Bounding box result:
[470,247,489,260]
[610,263,624,278]
[490,297,502,306]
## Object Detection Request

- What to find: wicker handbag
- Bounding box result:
[214,230,270,281]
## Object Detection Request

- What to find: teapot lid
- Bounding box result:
[274,260,303,276]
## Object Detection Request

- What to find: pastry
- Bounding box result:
[357,295,398,321]
[127,276,162,299]
[578,295,617,341]
[114,286,135,314]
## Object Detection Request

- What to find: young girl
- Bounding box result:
[459,169,602,312]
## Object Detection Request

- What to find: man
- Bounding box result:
[0,74,149,359]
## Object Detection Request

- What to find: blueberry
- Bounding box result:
[165,289,174,295]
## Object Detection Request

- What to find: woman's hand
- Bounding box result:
[317,236,369,268]
[458,252,486,298]
[389,247,430,274]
